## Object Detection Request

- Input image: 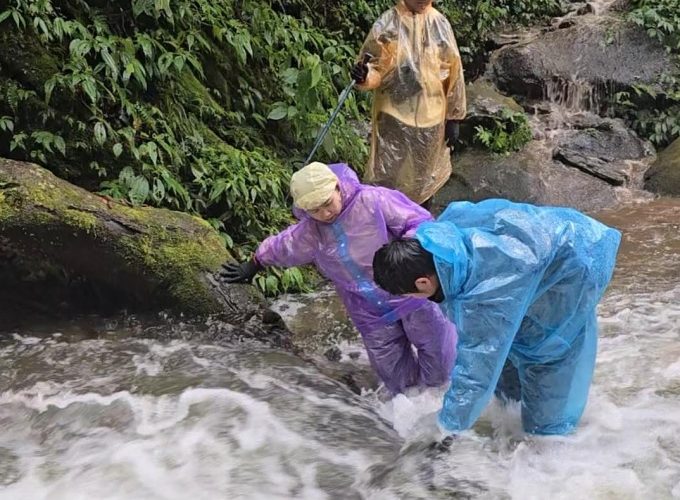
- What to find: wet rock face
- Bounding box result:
[437,143,620,213]
[465,80,524,120]
[459,79,526,144]
[438,3,667,213]
[269,287,358,354]
[645,138,680,196]
[0,158,281,337]
[553,119,654,186]
[436,115,654,213]
[270,287,380,394]
[489,17,671,111]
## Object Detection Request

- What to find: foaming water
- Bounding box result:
[362,198,680,499]
[370,284,680,499]
[1,199,679,498]
[0,336,400,499]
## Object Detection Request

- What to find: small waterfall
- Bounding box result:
[588,0,621,16]
[542,77,612,114]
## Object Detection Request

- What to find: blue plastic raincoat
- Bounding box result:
[416,199,621,434]
[257,164,457,393]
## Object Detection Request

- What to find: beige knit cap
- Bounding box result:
[290,162,339,210]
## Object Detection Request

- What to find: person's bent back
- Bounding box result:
[220,162,458,395]
[373,199,621,435]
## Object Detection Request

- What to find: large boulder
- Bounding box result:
[466,79,525,118]
[552,117,654,186]
[437,116,655,212]
[489,16,671,110]
[644,138,680,196]
[0,159,274,329]
[437,143,620,212]
[459,79,526,144]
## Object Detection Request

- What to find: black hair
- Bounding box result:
[372,239,436,295]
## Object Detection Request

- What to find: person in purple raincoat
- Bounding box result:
[219,161,457,394]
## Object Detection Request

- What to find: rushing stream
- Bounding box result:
[2,0,680,496]
[1,197,679,499]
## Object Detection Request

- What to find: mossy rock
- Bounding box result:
[0,158,243,316]
[459,79,527,145]
[466,79,524,118]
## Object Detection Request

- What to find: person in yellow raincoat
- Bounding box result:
[351,0,466,208]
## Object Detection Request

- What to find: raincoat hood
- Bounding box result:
[416,199,621,434]
[292,164,361,222]
[395,0,434,16]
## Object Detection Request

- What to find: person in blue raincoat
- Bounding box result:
[372,199,621,435]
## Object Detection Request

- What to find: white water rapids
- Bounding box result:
[0,199,679,499]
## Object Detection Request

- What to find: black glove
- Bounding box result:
[350,59,369,85]
[219,258,262,284]
[444,120,460,148]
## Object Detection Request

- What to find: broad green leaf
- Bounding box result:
[152,178,165,202]
[311,64,322,88]
[94,122,107,145]
[54,135,66,155]
[44,78,56,104]
[101,48,119,79]
[119,166,135,183]
[265,275,278,293]
[0,117,13,133]
[82,79,98,103]
[129,176,149,205]
[267,106,288,120]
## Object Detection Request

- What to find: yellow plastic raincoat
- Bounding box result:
[357,1,466,204]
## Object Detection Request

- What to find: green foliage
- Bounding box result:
[256,266,316,297]
[0,0,372,293]
[473,109,533,154]
[437,0,563,65]
[0,0,562,294]
[621,0,680,146]
[629,0,680,52]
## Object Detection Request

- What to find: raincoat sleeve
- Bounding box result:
[417,221,539,432]
[438,286,530,431]
[373,187,433,238]
[355,13,397,91]
[401,302,458,387]
[441,24,466,121]
[361,320,420,394]
[254,220,318,268]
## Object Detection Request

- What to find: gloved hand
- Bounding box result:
[219,258,262,284]
[350,58,369,85]
[444,120,460,148]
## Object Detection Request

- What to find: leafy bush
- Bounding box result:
[629,0,680,51]
[473,109,533,154]
[0,0,371,293]
[623,0,680,146]
[0,0,562,295]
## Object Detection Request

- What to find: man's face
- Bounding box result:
[405,274,440,299]
[307,187,342,223]
[403,0,433,14]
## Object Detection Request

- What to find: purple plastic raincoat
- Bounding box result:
[256,163,457,393]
